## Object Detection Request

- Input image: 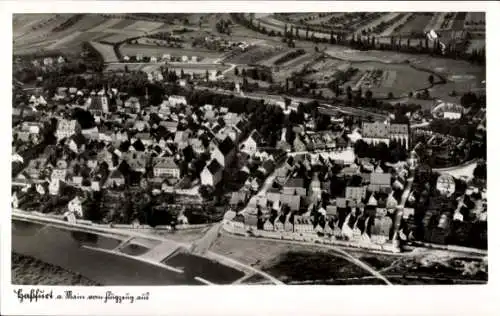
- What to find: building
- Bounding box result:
[389,124,409,149]
[55,119,81,141]
[153,157,180,179]
[86,95,110,115]
[124,97,141,112]
[436,174,456,196]
[168,95,187,106]
[51,168,67,182]
[210,137,235,167]
[283,178,306,196]
[239,129,263,156]
[345,186,367,202]
[362,121,409,149]
[362,121,390,146]
[368,173,392,193]
[106,169,125,187]
[201,159,223,187]
[293,216,314,233]
[68,196,83,217]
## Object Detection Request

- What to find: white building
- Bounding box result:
[55,119,80,141]
[68,196,83,218]
[168,95,187,106]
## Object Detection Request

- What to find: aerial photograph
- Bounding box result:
[11,12,487,286]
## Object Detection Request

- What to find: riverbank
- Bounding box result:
[12,253,100,286]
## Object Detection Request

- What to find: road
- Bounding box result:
[433,159,478,179]
[193,85,388,120]
[399,174,415,209]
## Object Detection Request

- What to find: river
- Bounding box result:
[12,219,203,285]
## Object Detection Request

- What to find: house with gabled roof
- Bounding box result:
[239,129,263,156]
[153,157,180,179]
[294,215,314,233]
[345,186,367,203]
[105,169,125,188]
[201,159,223,187]
[274,214,286,232]
[283,178,307,196]
[263,217,275,231]
[210,137,235,167]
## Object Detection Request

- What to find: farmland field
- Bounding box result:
[424,12,447,32]
[257,48,295,67]
[89,41,118,62]
[380,12,413,37]
[393,13,433,37]
[339,61,441,98]
[99,33,137,44]
[224,45,285,65]
[353,12,399,35]
[107,18,138,30]
[123,20,164,32]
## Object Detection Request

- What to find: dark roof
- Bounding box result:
[212,124,223,134]
[109,169,124,179]
[71,133,87,146]
[235,117,248,131]
[248,129,263,144]
[88,96,108,111]
[207,159,222,174]
[284,177,304,188]
[219,137,235,155]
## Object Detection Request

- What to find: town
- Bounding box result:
[11,12,487,286]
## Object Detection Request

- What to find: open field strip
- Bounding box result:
[90,41,118,62]
[353,12,399,35]
[395,13,434,36]
[124,20,164,32]
[86,18,124,33]
[379,12,413,37]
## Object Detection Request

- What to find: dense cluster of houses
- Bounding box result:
[12,85,283,221]
[224,143,415,245]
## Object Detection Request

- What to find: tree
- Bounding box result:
[473,161,487,180]
[428,74,434,86]
[234,67,239,76]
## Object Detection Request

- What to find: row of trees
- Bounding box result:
[231,13,485,64]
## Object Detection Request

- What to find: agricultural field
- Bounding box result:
[257,48,295,67]
[378,12,413,37]
[89,41,118,63]
[305,57,364,87]
[223,45,285,65]
[13,14,170,56]
[421,13,440,33]
[352,12,399,36]
[392,13,434,37]
[335,61,437,98]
